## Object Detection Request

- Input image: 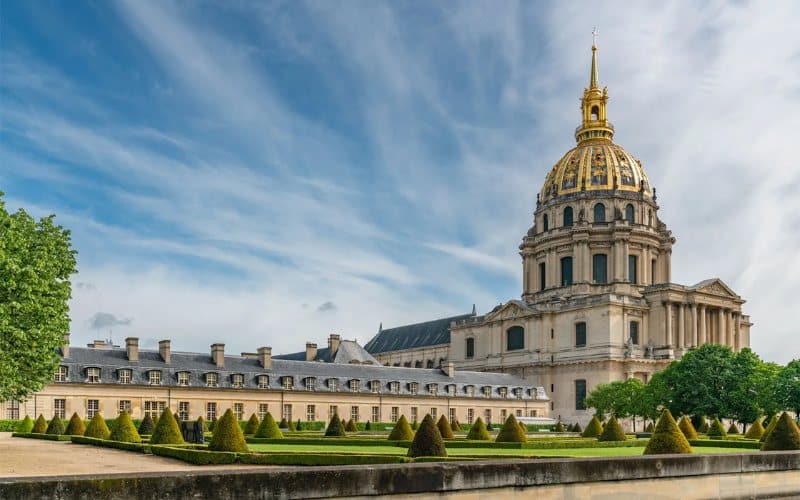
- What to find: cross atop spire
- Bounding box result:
[590,27,599,89]
[592,26,599,47]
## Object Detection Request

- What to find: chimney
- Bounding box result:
[211,343,225,368]
[158,340,171,364]
[445,362,455,377]
[328,334,341,357]
[305,342,318,362]
[62,333,70,359]
[257,346,272,369]
[125,337,139,362]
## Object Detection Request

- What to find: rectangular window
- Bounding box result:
[118,369,131,384]
[465,338,475,359]
[467,408,474,423]
[306,404,316,422]
[389,381,399,394]
[178,372,190,386]
[178,402,189,421]
[499,387,508,398]
[233,402,244,420]
[371,380,380,393]
[466,386,475,397]
[258,403,269,420]
[144,401,166,419]
[232,374,244,388]
[87,367,101,383]
[530,410,538,417]
[282,377,293,390]
[350,406,359,422]
[430,407,437,419]
[575,379,587,411]
[506,327,524,351]
[482,386,491,398]
[391,406,399,423]
[206,402,217,421]
[54,366,68,382]
[329,405,338,418]
[149,371,161,386]
[429,384,438,396]
[117,400,131,416]
[87,399,99,419]
[484,409,492,425]
[551,383,554,393]
[257,375,269,389]
[630,321,640,345]
[409,383,418,395]
[447,385,455,396]
[516,409,522,417]
[349,380,360,392]
[651,259,657,284]
[283,404,292,422]
[561,256,573,286]
[206,373,218,387]
[593,254,608,284]
[629,255,638,284]
[410,407,418,423]
[54,399,66,419]
[328,379,338,391]
[575,322,587,347]
[449,408,456,423]
[539,262,546,291]
[305,378,316,391]
[372,406,380,423]
[6,401,20,420]
[501,409,507,420]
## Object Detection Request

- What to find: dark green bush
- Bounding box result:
[554,421,566,432]
[707,418,727,439]
[581,416,603,438]
[325,414,346,437]
[174,412,181,423]
[365,420,371,430]
[437,415,454,439]
[138,414,155,435]
[15,416,34,433]
[727,422,740,434]
[151,445,238,465]
[645,422,654,433]
[65,412,85,436]
[150,408,184,445]
[411,420,419,431]
[255,412,283,439]
[109,411,141,443]
[466,417,490,441]
[760,415,779,443]
[71,435,146,452]
[278,417,289,429]
[697,419,710,434]
[209,408,248,452]
[208,419,216,432]
[244,413,260,435]
[678,416,698,440]
[745,418,765,440]
[495,414,526,443]
[450,419,462,432]
[388,415,414,441]
[598,416,626,442]
[288,419,296,432]
[46,416,65,435]
[573,422,583,433]
[12,432,71,441]
[761,412,800,451]
[644,409,692,455]
[32,414,47,434]
[689,439,760,449]
[407,414,446,458]
[197,416,208,432]
[84,413,111,440]
[345,419,358,432]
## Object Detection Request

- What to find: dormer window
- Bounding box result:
[370,380,380,393]
[328,378,338,391]
[205,373,218,388]
[498,387,508,398]
[409,382,418,395]
[305,377,316,391]
[514,387,524,399]
[177,372,190,386]
[389,381,399,394]
[465,385,475,397]
[282,376,293,390]
[148,371,162,386]
[428,383,438,396]
[232,373,244,388]
[118,369,131,385]
[349,379,360,392]
[482,386,492,398]
[54,366,68,382]
[257,375,269,389]
[447,384,456,396]
[87,367,101,384]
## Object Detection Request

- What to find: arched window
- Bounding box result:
[414,360,422,368]
[543,214,549,232]
[593,203,606,223]
[592,254,608,284]
[563,207,573,227]
[426,359,434,368]
[506,326,524,351]
[590,105,599,120]
[625,204,635,224]
[465,338,475,359]
[560,256,573,286]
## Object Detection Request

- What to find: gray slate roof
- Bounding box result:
[274,340,380,365]
[364,312,475,354]
[58,346,547,401]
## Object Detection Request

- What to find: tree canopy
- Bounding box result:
[775,359,800,419]
[0,193,77,401]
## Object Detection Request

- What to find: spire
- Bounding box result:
[590,27,599,89]
[575,28,613,144]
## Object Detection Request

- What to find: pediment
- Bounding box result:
[484,300,535,321]
[692,279,739,298]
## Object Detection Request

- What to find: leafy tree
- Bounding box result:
[407,414,446,457]
[585,378,648,431]
[209,408,248,452]
[255,412,283,439]
[727,349,779,427]
[661,345,737,419]
[0,194,78,401]
[640,371,671,422]
[387,415,414,441]
[466,417,490,440]
[775,359,800,420]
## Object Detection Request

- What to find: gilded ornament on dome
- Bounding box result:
[561,156,579,190]
[590,149,608,186]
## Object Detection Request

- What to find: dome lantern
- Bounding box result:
[575,33,614,145]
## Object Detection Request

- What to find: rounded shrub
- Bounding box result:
[138,414,155,435]
[745,418,765,440]
[645,422,654,433]
[581,416,603,438]
[598,416,626,442]
[643,409,692,455]
[149,408,184,445]
[46,416,65,435]
[278,417,289,429]
[65,412,85,436]
[437,415,454,439]
[495,414,526,443]
[466,417,490,441]
[255,412,283,438]
[84,413,111,439]
[244,413,260,435]
[407,414,446,458]
[554,421,566,433]
[573,422,583,433]
[32,414,48,434]
[707,418,727,439]
[109,411,142,443]
[16,415,34,433]
[209,408,248,452]
[388,415,414,441]
[727,422,740,434]
[678,416,698,440]
[345,419,358,432]
[760,415,779,443]
[324,414,346,437]
[761,412,800,451]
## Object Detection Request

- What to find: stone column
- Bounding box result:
[698,305,706,344]
[717,308,724,345]
[725,310,733,346]
[734,313,742,351]
[642,247,650,284]
[665,301,673,347]
[691,304,698,347]
[678,303,685,348]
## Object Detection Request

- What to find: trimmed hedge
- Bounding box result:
[209,409,247,453]
[247,437,410,447]
[255,412,283,439]
[345,419,358,433]
[84,413,111,440]
[598,416,626,442]
[728,422,740,434]
[15,416,34,433]
[244,414,260,435]
[138,414,155,435]
[581,416,603,438]
[761,415,779,443]
[150,408,184,445]
[745,418,765,440]
[32,415,48,434]
[495,415,526,443]
[707,418,727,439]
[645,422,654,433]
[46,416,65,435]
[407,414,446,458]
[554,421,566,433]
[388,415,414,441]
[65,413,85,436]
[238,453,411,466]
[450,419,462,432]
[151,445,238,465]
[697,419,710,434]
[71,435,147,452]
[325,414,346,437]
[761,412,800,451]
[689,439,761,449]
[12,432,72,441]
[678,416,699,440]
[573,422,583,433]
[466,417,490,441]
[109,411,141,443]
[437,415,454,439]
[644,409,692,455]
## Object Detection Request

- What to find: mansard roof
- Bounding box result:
[274,340,380,365]
[364,312,475,354]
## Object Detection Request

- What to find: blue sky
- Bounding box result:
[2,1,799,363]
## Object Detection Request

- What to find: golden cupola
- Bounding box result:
[539,42,652,204]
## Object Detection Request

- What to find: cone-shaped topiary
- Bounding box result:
[296,419,302,431]
[208,419,216,432]
[345,418,358,432]
[255,412,283,438]
[411,420,419,431]
[46,416,65,435]
[678,416,699,440]
[486,421,493,431]
[581,416,603,438]
[450,419,462,432]
[574,422,583,433]
[197,416,208,432]
[65,412,85,436]
[325,414,346,437]
[84,413,111,439]
[728,422,740,434]
[32,414,48,433]
[760,415,779,443]
[208,408,248,452]
[761,412,800,451]
[174,412,181,423]
[437,415,454,439]
[388,415,415,441]
[149,408,184,445]
[109,411,141,443]
[745,418,765,440]
[707,418,727,439]
[645,422,654,433]
[466,417,491,440]
[518,421,528,435]
[278,417,289,429]
[697,419,710,434]
[598,416,626,442]
[138,414,155,435]
[365,420,371,430]
[495,414,527,443]
[407,414,447,457]
[554,421,566,433]
[16,415,34,433]
[644,409,692,455]
[244,413,260,435]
